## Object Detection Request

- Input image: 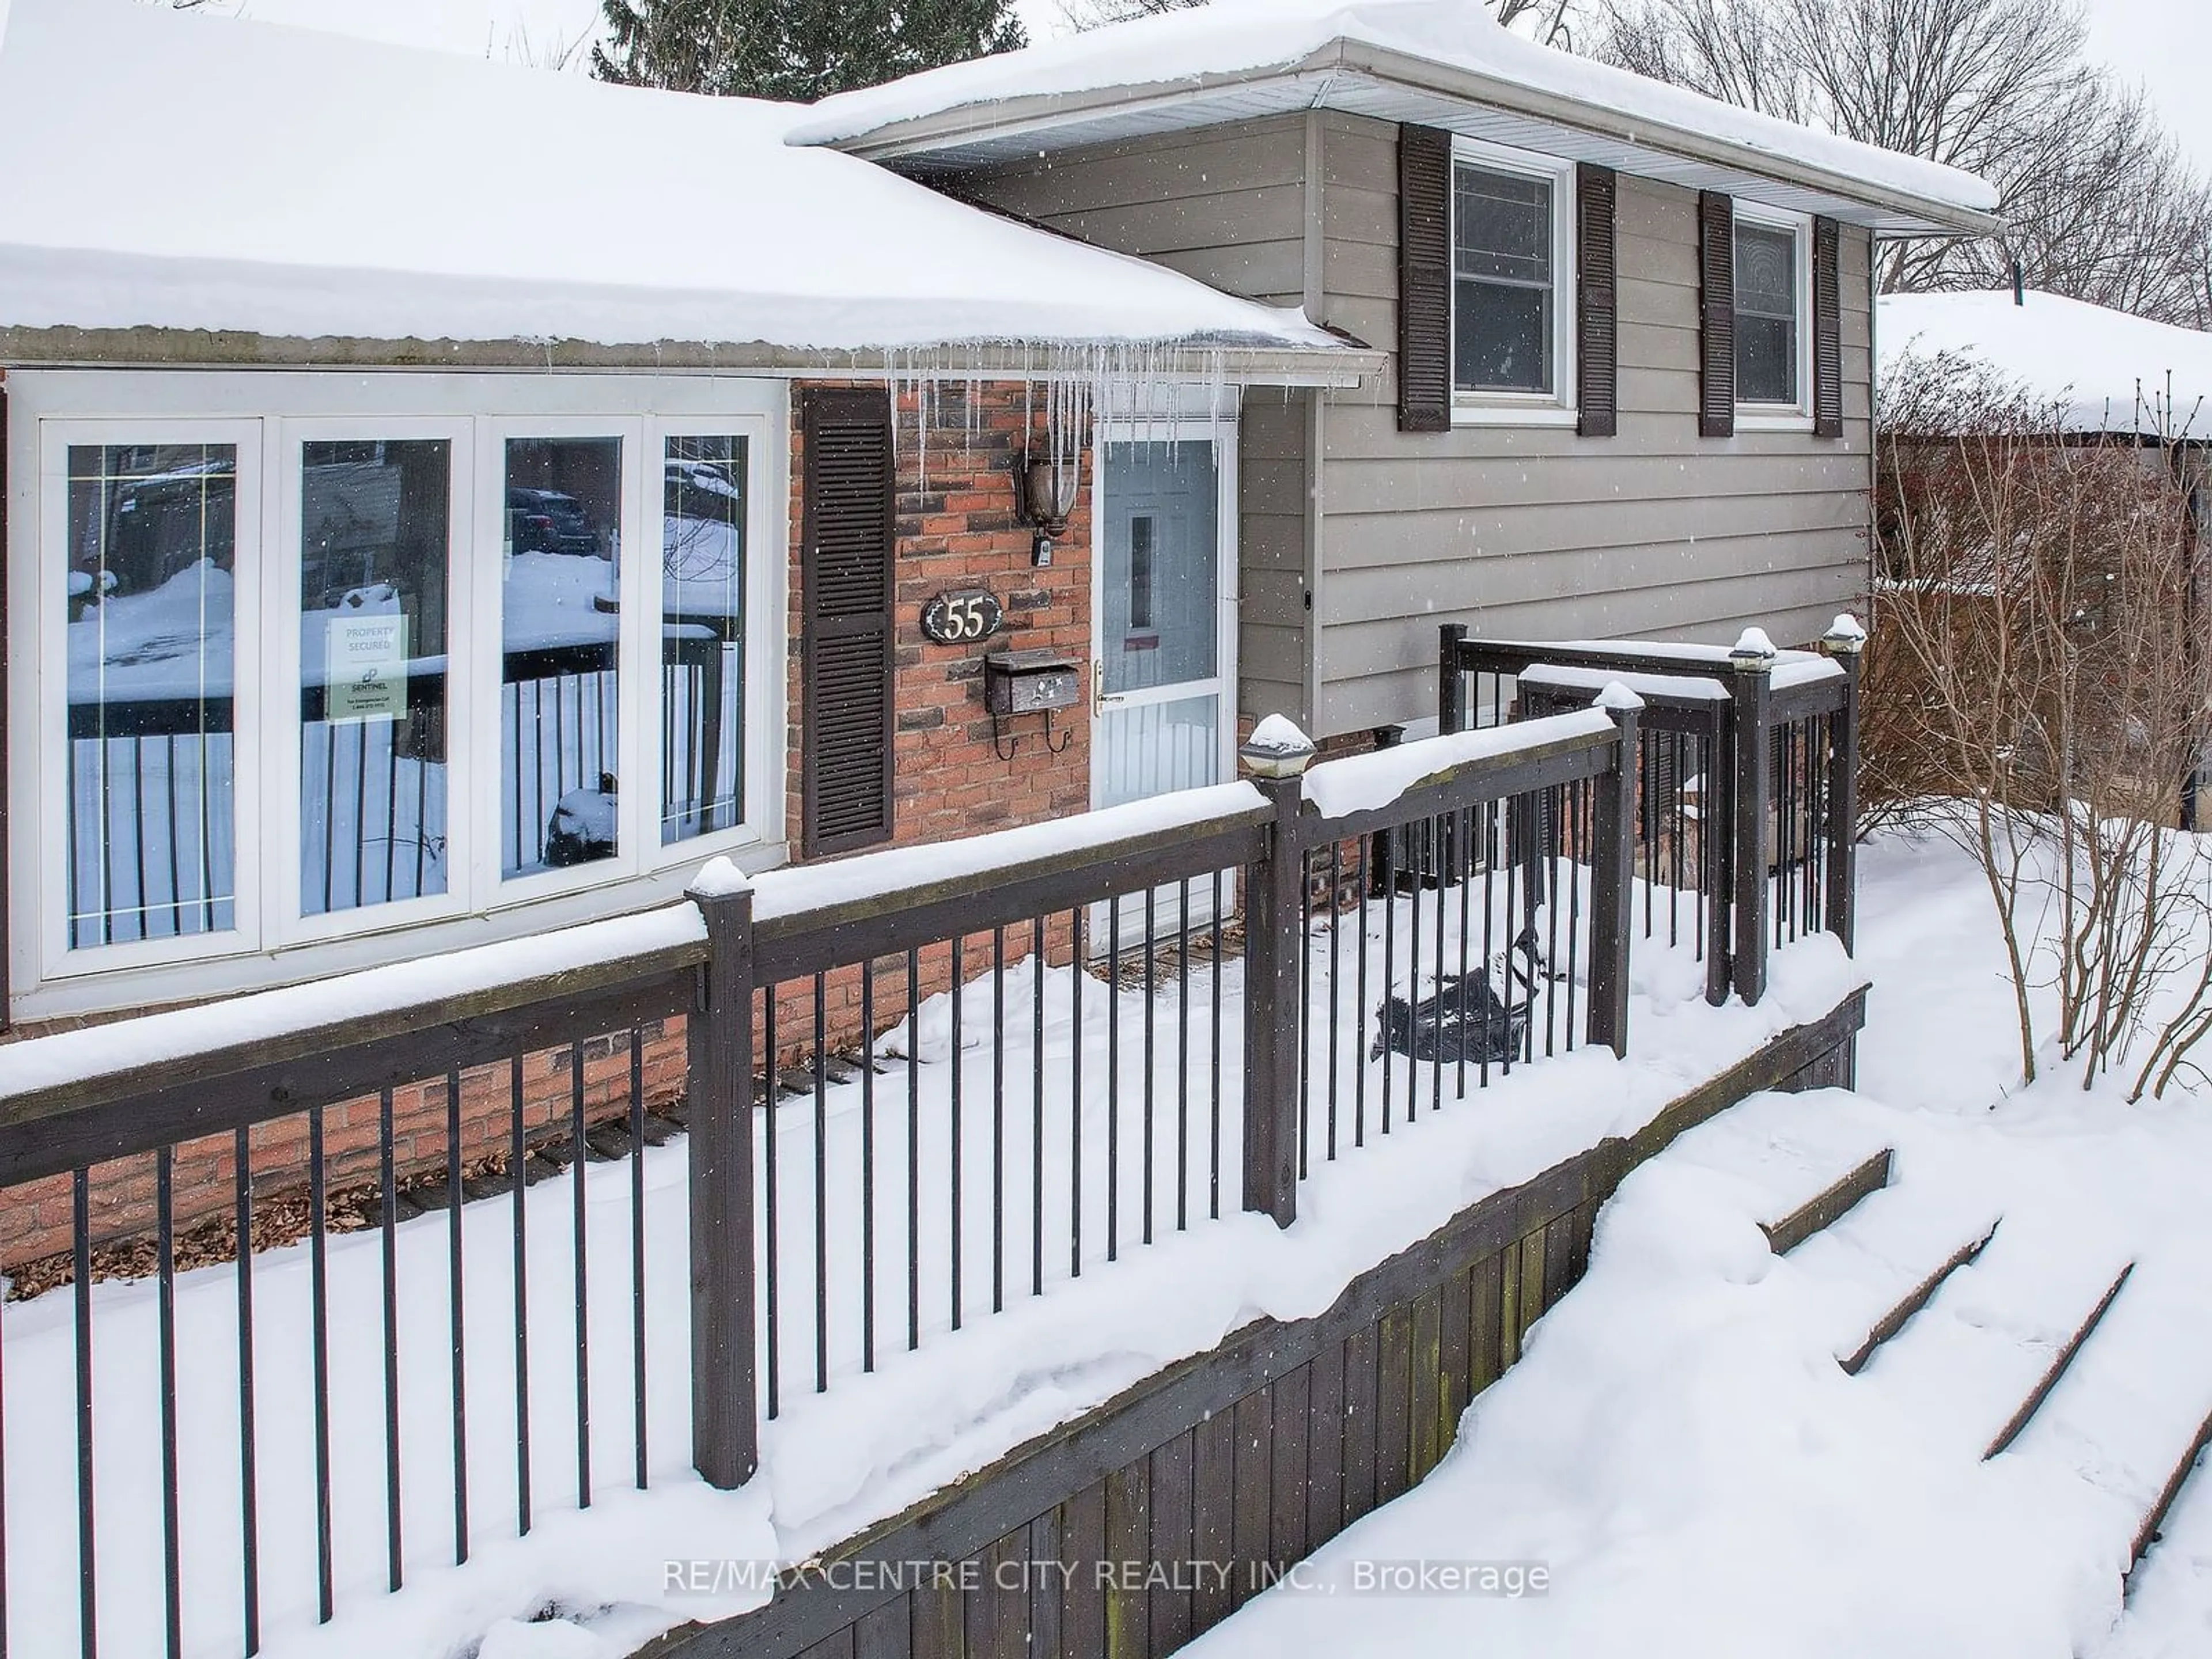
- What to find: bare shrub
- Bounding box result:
[1868,353,2212,1097]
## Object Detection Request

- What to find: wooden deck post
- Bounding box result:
[1820,615,1865,955]
[1438,622,1468,735]
[1238,725,1317,1230]
[1588,685,1642,1058]
[1728,632,1777,1006]
[687,870,759,1488]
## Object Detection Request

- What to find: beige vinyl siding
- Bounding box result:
[960,116,1311,309]
[1312,114,1874,736]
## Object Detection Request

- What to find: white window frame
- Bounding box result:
[6,371,789,1019]
[273,416,476,946]
[1448,136,1578,430]
[1732,202,1815,429]
[32,417,267,976]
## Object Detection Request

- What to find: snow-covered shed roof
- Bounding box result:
[0,0,1361,376]
[791,0,1997,240]
[1878,290,2212,441]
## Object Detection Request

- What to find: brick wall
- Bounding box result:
[787,380,1094,854]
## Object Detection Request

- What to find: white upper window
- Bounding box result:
[9,372,786,1016]
[1450,139,1577,425]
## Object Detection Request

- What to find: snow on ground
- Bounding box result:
[0,874,1859,1659]
[1185,830,2212,1659]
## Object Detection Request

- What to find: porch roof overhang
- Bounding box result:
[798,40,1999,241]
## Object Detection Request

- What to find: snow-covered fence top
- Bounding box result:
[1299,708,1622,824]
[0,903,710,1131]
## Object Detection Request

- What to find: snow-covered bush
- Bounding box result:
[1868,351,2212,1097]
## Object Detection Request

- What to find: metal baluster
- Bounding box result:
[1070,908,1085,1278]
[1407,822,1424,1123]
[1327,843,1344,1158]
[75,1168,99,1657]
[766,992,782,1399]
[1177,880,1192,1230]
[447,1070,471,1561]
[1456,806,1474,1101]
[1032,917,1047,1295]
[157,1150,180,1659]
[629,1031,649,1488]
[571,1044,592,1506]
[950,938,965,1330]
[907,949,921,1351]
[1210,873,1224,1219]
[1380,831,1397,1134]
[379,1089,403,1589]
[308,1112,334,1624]
[233,1127,262,1653]
[509,1058,531,1537]
[1297,859,1312,1179]
[862,971,878,1370]
[1107,899,1121,1261]
[1142,891,1157,1243]
[1355,838,1372,1145]
[1431,813,1448,1118]
[993,926,1006,1312]
[813,976,830,1392]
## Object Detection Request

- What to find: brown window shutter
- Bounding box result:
[801,386,896,858]
[1698,190,1736,438]
[1812,216,1844,438]
[1576,164,1619,438]
[1397,123,1453,434]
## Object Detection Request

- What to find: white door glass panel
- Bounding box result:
[662,435,747,845]
[502,436,623,878]
[299,438,452,914]
[64,442,238,948]
[1099,440,1219,709]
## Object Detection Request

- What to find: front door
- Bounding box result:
[1093,437,1233,811]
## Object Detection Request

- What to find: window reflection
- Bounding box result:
[662,436,748,844]
[300,439,451,915]
[502,437,623,877]
[64,443,238,948]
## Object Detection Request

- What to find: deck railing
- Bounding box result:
[1439,620,1863,1007]
[0,626,1858,1658]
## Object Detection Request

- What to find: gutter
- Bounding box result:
[0,325,1382,388]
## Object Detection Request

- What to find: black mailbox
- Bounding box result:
[983,649,1082,717]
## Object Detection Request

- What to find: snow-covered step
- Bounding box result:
[1997,1252,2212,1567]
[1656,1088,1903,1255]
[1839,1219,2000,1376]
[1781,1172,2008,1362]
[1762,1149,1894,1255]
[1830,1214,2131,1457]
[1986,1263,2135,1461]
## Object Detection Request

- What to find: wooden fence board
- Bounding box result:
[1269,1363,1312,1565]
[1304,1338,1345,1547]
[1060,1485,1109,1659]
[1375,1308,1413,1506]
[1149,1433,1196,1657]
[1339,1320,1378,1529]
[1230,1391,1272,1609]
[1028,1512,1065,1659]
[1104,1461,1151,1659]
[1190,1411,1237,1632]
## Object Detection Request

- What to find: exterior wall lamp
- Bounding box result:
[1015,452,1080,567]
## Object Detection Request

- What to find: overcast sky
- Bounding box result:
[2084,0,2212,170]
[187,0,2212,177]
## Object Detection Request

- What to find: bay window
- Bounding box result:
[10,373,785,1013]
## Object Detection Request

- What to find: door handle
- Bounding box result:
[1092,659,1106,718]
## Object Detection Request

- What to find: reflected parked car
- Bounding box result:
[506,487,600,556]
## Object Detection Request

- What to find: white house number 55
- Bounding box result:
[921,589,1004,645]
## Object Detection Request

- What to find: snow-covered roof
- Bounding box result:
[0,0,1355,368]
[791,0,1997,238]
[1878,290,2212,440]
